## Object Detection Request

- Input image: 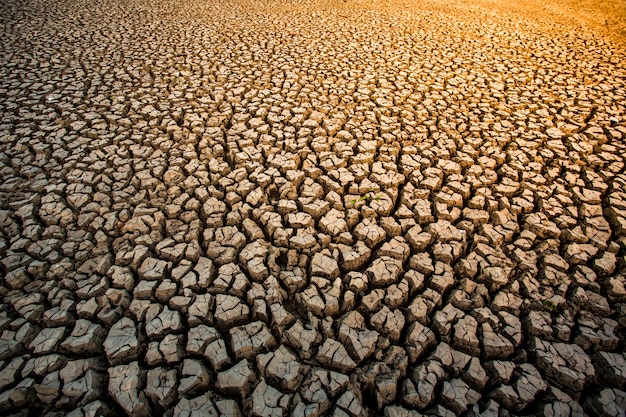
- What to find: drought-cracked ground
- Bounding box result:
[1,0,626,416]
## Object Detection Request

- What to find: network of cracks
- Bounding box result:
[0,0,625,416]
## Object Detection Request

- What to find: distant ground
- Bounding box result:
[311,0,626,43]
[519,0,626,41]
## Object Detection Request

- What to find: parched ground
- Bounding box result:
[1,0,626,416]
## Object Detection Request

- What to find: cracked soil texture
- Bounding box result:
[0,0,626,416]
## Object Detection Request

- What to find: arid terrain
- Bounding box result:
[0,0,625,416]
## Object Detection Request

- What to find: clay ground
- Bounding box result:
[0,0,625,416]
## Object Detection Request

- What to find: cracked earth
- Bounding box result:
[1,0,626,416]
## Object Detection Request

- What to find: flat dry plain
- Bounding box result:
[0,0,625,416]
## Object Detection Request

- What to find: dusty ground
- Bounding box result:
[422,0,626,42]
[524,0,626,41]
[0,0,625,416]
